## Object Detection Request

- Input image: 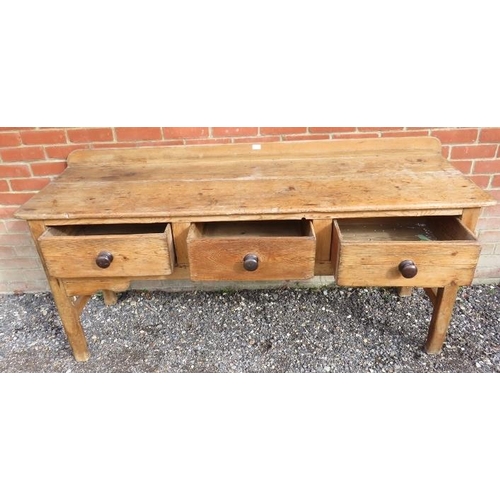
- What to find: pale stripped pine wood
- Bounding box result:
[425,284,460,353]
[187,220,316,281]
[28,221,90,361]
[16,173,494,222]
[54,156,456,182]
[63,278,132,297]
[66,137,444,167]
[15,139,495,222]
[313,219,333,262]
[38,208,465,228]
[14,138,496,361]
[73,295,91,316]
[461,207,482,235]
[171,222,191,266]
[337,216,477,242]
[39,224,175,279]
[424,288,438,306]
[333,218,481,287]
[102,290,118,306]
[51,280,90,362]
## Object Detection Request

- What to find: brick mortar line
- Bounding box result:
[4,136,499,148]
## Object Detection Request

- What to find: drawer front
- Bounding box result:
[39,223,175,278]
[187,220,316,281]
[332,217,481,287]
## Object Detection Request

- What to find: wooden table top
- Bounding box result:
[16,137,495,222]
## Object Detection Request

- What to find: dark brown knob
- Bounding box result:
[243,253,259,271]
[399,260,418,279]
[96,251,113,269]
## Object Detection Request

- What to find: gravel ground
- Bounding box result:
[1,284,499,373]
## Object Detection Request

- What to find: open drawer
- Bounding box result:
[187,219,316,281]
[39,223,175,278]
[332,216,481,287]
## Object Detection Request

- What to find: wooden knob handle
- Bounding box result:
[96,251,113,269]
[243,254,259,271]
[398,260,418,279]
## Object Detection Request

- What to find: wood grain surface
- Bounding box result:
[333,217,480,287]
[15,138,495,222]
[187,220,316,281]
[39,223,175,278]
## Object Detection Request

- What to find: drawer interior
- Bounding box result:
[194,219,314,239]
[45,223,168,237]
[336,216,476,243]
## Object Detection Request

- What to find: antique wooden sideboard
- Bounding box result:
[15,137,496,362]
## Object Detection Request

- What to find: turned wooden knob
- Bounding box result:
[243,253,259,271]
[398,260,418,279]
[96,251,114,269]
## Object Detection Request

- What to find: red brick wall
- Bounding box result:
[1,127,499,293]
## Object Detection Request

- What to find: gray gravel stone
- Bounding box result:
[1,284,499,372]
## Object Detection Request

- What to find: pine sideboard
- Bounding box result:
[15,137,496,361]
